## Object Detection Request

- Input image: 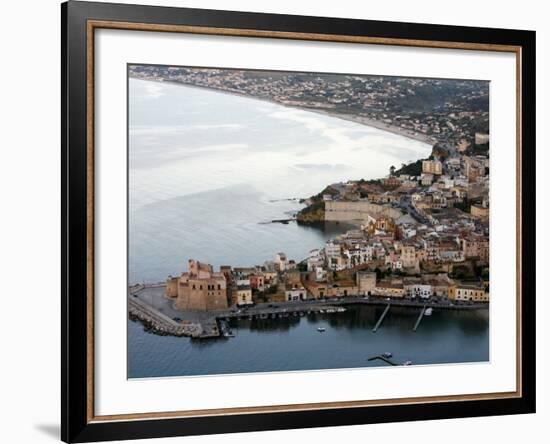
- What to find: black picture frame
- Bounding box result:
[62,1,536,442]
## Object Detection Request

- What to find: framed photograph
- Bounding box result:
[62,1,536,442]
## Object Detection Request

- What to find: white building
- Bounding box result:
[236,278,251,287]
[344,244,373,267]
[325,241,347,270]
[307,254,325,272]
[401,226,417,239]
[405,284,432,299]
[285,287,307,302]
[275,252,288,271]
[442,177,455,189]
[325,241,341,258]
[314,266,327,282]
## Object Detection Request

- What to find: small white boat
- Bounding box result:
[425,307,433,316]
[382,352,393,359]
[403,360,413,366]
[317,327,326,332]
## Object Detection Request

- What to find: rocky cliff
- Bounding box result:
[296,201,325,224]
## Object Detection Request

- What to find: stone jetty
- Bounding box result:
[128,296,207,338]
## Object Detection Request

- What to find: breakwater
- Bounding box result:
[128,297,212,338]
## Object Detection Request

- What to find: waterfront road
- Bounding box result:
[130,284,488,323]
[219,295,487,318]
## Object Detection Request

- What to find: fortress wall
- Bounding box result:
[325,201,401,221]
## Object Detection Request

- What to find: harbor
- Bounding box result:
[128,290,489,378]
[129,284,488,340]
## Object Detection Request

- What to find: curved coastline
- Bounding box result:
[131,77,435,148]
[128,77,434,281]
[306,108,435,146]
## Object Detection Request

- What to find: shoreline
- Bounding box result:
[306,108,435,146]
[129,286,489,340]
[130,76,435,147]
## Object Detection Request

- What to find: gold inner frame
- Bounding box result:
[85,19,523,423]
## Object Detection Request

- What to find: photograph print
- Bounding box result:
[127,64,490,379]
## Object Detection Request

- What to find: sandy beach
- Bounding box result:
[306,108,436,146]
[131,76,435,147]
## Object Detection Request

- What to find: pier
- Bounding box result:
[413,306,427,332]
[372,303,391,332]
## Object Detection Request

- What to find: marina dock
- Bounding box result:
[413,306,427,332]
[372,303,391,332]
[218,304,346,321]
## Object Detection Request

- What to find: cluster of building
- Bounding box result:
[137,65,491,312]
[164,253,488,312]
[164,123,489,311]
[411,155,489,221]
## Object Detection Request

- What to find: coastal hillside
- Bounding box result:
[297,143,444,223]
[129,65,489,150]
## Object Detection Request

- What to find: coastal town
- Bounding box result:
[156,147,490,311]
[128,66,490,340]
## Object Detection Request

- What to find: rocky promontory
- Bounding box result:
[296,201,325,224]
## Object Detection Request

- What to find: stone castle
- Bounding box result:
[166,259,228,311]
